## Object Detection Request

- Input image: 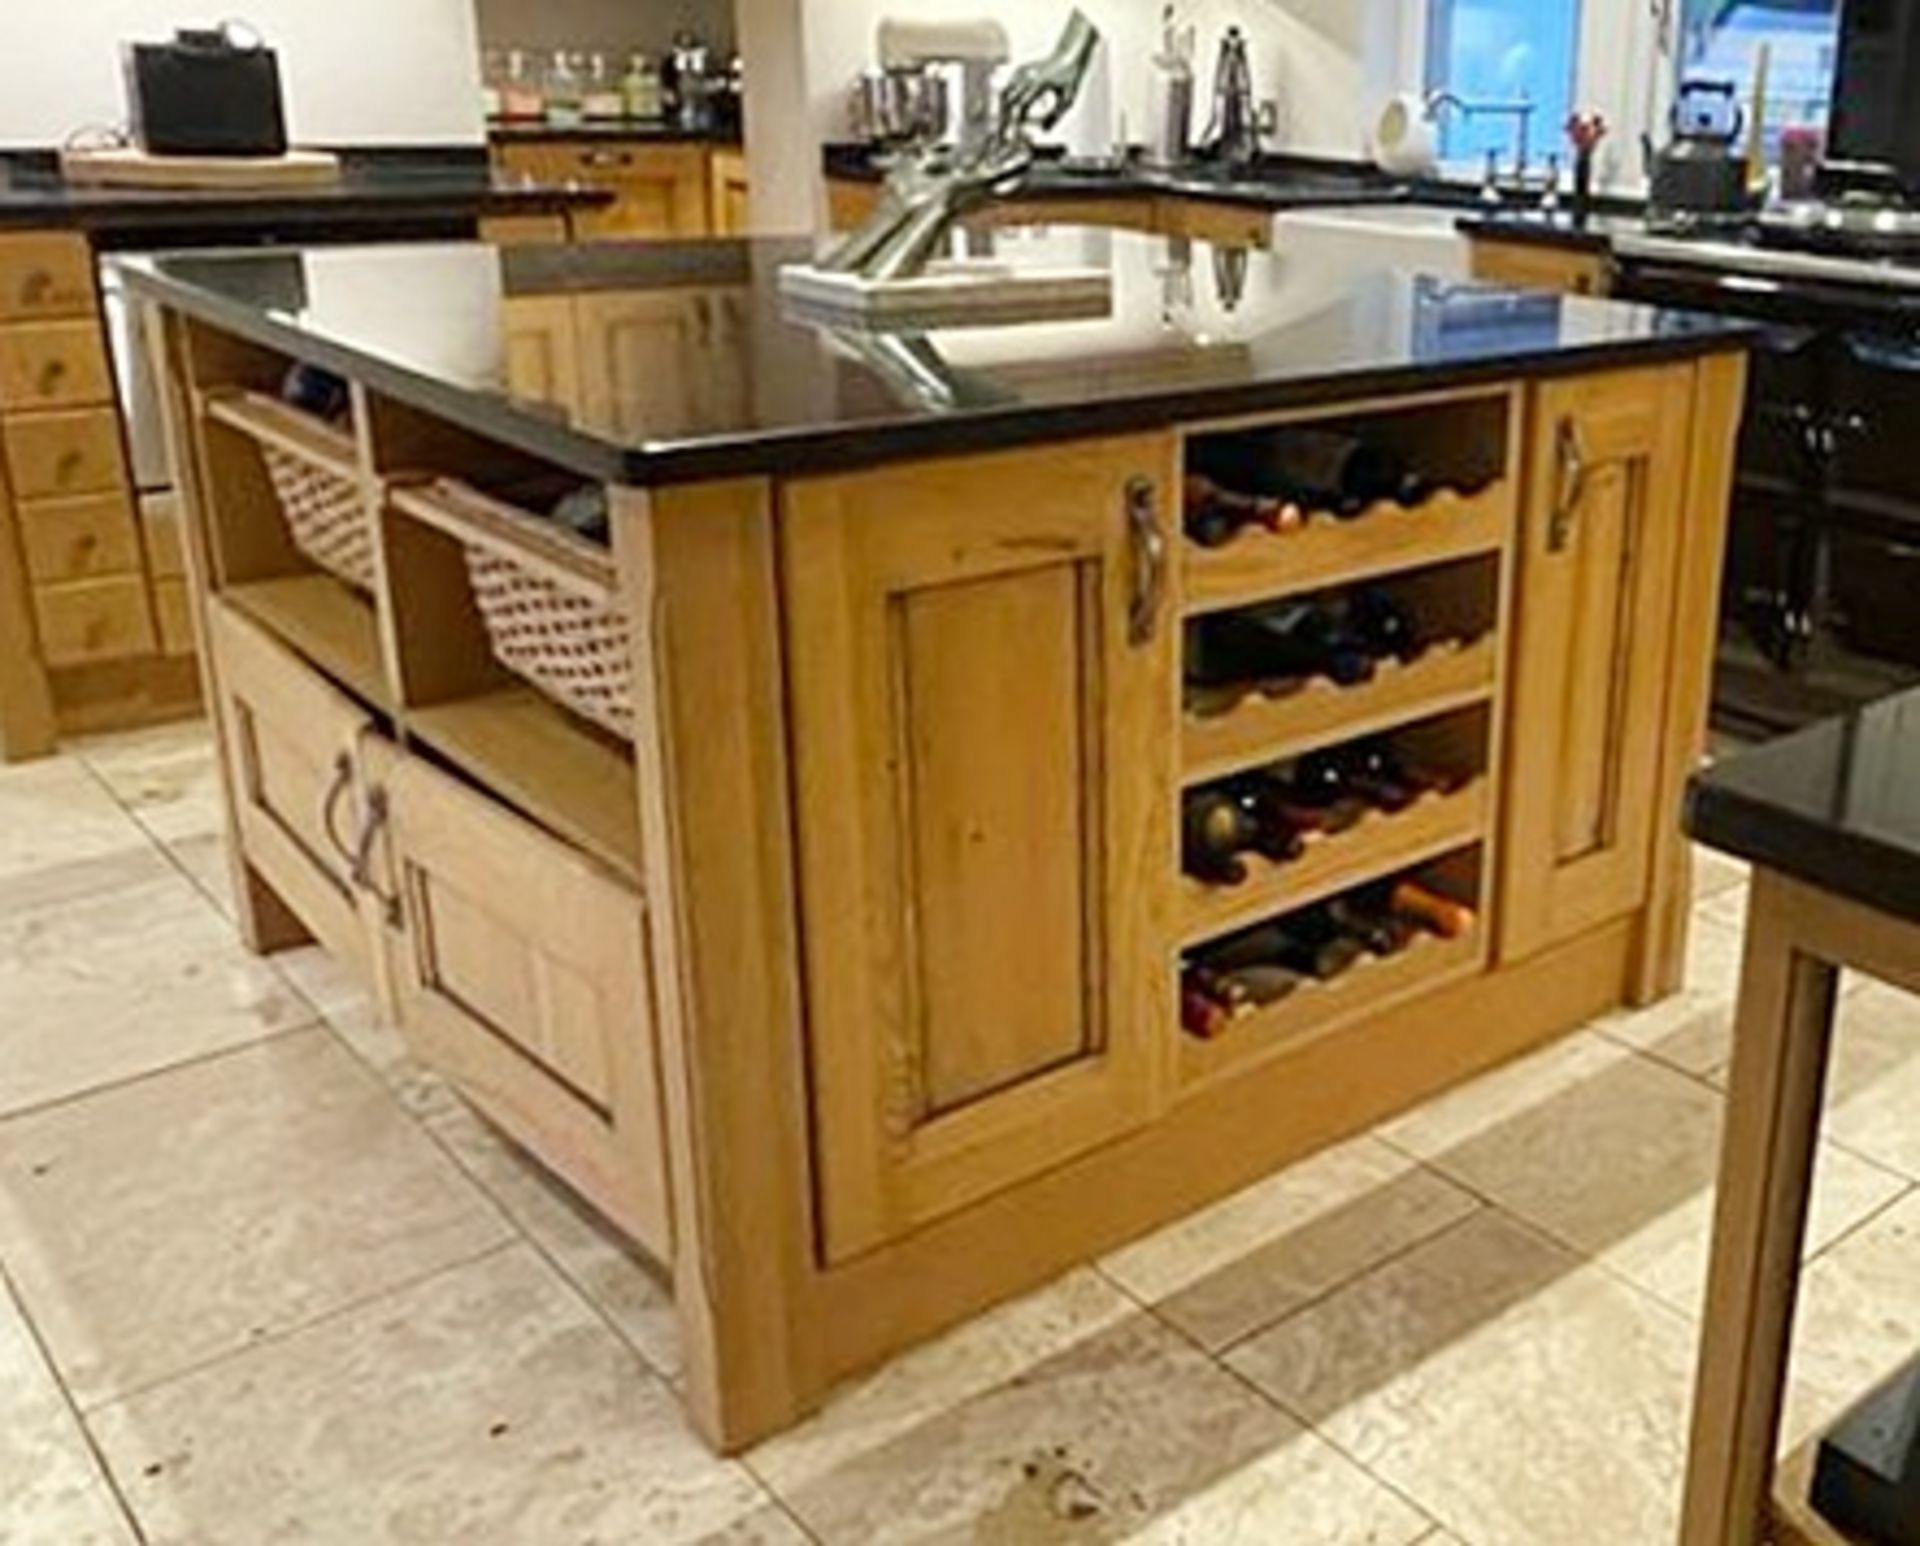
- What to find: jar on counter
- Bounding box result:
[545,50,584,127]
[622,53,665,121]
[497,48,545,122]
[480,47,506,120]
[581,51,627,121]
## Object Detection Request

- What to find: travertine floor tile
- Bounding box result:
[1378,1033,1904,1315]
[426,1096,684,1382]
[75,721,224,845]
[162,830,236,919]
[273,942,380,1024]
[1589,904,1745,1076]
[1780,1188,1920,1451]
[1226,1210,1698,1546]
[0,758,170,919]
[0,1030,510,1407]
[1691,843,1749,903]
[761,1283,1431,1545]
[0,874,314,1115]
[87,1245,773,1546]
[0,1278,133,1545]
[1813,983,1920,1182]
[1100,1134,1479,1351]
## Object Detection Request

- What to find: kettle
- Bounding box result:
[1646,78,1751,219]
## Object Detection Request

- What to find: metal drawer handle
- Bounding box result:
[349,785,400,926]
[1126,475,1167,648]
[1549,416,1588,554]
[582,150,633,169]
[319,752,356,871]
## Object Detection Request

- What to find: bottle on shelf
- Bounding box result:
[1329,894,1417,957]
[1346,587,1423,665]
[1183,473,1304,549]
[1188,600,1378,691]
[1182,789,1260,885]
[1200,912,1365,984]
[1386,879,1478,940]
[1239,766,1363,836]
[1192,427,1432,520]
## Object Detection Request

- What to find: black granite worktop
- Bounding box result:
[118,226,1754,488]
[0,149,610,242]
[1689,689,1920,925]
[489,120,740,146]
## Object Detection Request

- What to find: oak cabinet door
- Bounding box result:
[1501,365,1694,961]
[574,292,701,440]
[784,436,1179,1263]
[371,741,672,1259]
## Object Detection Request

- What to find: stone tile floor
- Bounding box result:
[2,721,1917,1544]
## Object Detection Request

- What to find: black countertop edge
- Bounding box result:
[488,120,741,146]
[1453,214,1636,254]
[120,256,1755,491]
[1685,779,1920,927]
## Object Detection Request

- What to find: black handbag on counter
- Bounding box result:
[125,26,288,157]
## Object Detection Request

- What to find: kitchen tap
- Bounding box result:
[1428,90,1539,192]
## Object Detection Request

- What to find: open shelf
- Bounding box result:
[204,390,358,479]
[1184,633,1498,785]
[1180,776,1489,945]
[1183,484,1513,617]
[1180,922,1488,1089]
[406,685,642,886]
[221,574,391,712]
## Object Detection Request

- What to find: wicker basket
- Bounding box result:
[261,443,376,593]
[465,546,633,739]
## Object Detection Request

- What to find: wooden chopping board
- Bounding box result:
[59,148,343,190]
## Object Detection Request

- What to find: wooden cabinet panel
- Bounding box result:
[154,577,194,657]
[575,289,748,434]
[1470,239,1613,297]
[0,320,114,410]
[3,408,127,499]
[501,296,582,409]
[207,598,381,985]
[32,575,155,666]
[784,435,1178,1262]
[1501,365,1694,961]
[709,148,750,235]
[0,233,96,321]
[497,141,709,241]
[18,491,141,582]
[374,744,671,1258]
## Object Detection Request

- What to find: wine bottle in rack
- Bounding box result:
[1201,914,1365,984]
[1182,790,1261,885]
[1389,880,1478,940]
[1346,588,1424,665]
[1183,475,1305,549]
[1194,429,1431,519]
[1188,602,1378,690]
[1329,895,1417,957]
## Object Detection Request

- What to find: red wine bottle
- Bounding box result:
[1194,429,1429,519]
[1330,895,1417,957]
[1183,474,1304,549]
[1188,602,1378,690]
[1347,588,1423,664]
[1239,769,1362,836]
[1182,790,1260,885]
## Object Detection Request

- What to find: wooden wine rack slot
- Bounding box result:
[1179,924,1488,1089]
[1183,633,1499,784]
[1180,779,1489,945]
[204,389,359,480]
[1182,484,1513,616]
[222,573,391,712]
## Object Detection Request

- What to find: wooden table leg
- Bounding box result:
[1680,867,1842,1545]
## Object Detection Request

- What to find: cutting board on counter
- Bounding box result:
[59,148,342,190]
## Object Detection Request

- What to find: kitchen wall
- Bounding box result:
[473,0,735,56]
[0,0,486,148]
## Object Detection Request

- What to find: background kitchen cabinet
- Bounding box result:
[494,141,728,241]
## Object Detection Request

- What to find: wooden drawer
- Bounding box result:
[155,577,195,657]
[33,575,155,667]
[208,599,383,988]
[4,408,127,499]
[499,141,708,240]
[374,742,671,1256]
[17,491,141,582]
[0,320,113,410]
[0,233,96,321]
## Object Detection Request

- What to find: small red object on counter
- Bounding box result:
[1566,112,1609,156]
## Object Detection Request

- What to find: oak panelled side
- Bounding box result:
[782,436,1179,1263]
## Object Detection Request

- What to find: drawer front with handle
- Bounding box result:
[18,492,142,583]
[0,233,96,321]
[208,599,381,984]
[32,575,155,667]
[3,408,128,499]
[0,320,113,410]
[374,743,671,1256]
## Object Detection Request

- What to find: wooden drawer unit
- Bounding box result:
[0,233,96,321]
[4,408,127,499]
[372,743,672,1257]
[17,491,141,582]
[0,320,113,411]
[32,575,155,667]
[497,141,709,241]
[208,599,384,987]
[1470,238,1613,297]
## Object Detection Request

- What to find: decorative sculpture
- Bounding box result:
[818,11,1102,283]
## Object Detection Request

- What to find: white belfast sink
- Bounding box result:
[1271,203,1472,279]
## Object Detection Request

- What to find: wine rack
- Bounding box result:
[1169,391,1517,1085]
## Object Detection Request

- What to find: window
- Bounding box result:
[1676,0,1839,150]
[1425,0,1584,170]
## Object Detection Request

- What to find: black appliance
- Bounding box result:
[1830,0,1920,190]
[125,27,287,157]
[1615,250,1920,733]
[1648,79,1752,222]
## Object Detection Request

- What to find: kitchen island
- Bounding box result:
[124,228,1752,1451]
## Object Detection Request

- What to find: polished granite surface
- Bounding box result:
[121,228,1753,486]
[1689,687,1920,923]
